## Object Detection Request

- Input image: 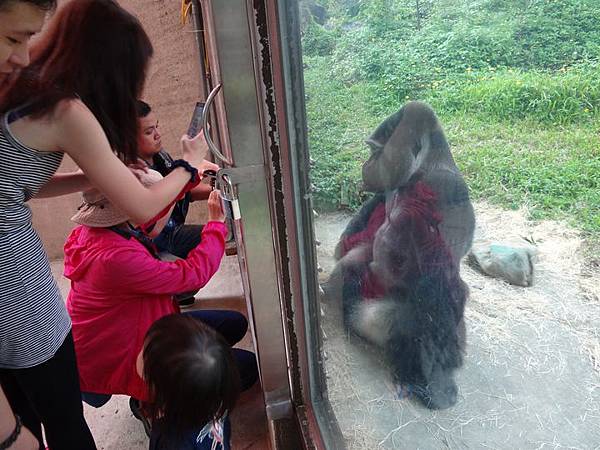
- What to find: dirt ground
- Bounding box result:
[315,201,600,450]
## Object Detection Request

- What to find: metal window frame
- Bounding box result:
[193,0,345,448]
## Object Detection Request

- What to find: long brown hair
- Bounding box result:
[0,0,153,163]
[143,315,240,445]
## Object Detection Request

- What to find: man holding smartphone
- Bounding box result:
[136,100,218,306]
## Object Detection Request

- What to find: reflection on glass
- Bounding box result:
[301,0,600,448]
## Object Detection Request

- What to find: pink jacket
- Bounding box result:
[64,222,227,401]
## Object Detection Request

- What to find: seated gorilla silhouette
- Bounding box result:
[329,101,475,409]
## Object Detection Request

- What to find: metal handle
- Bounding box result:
[202,83,233,165]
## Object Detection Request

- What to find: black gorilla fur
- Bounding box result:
[329,101,474,409]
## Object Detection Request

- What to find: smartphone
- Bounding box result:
[187,101,205,138]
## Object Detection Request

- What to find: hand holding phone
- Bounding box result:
[181,130,209,168]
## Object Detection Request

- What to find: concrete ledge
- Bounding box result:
[196,254,245,301]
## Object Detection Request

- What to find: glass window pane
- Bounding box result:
[299,0,600,447]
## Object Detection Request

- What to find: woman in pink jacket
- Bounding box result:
[64,169,257,435]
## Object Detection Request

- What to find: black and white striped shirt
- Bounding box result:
[0,109,71,368]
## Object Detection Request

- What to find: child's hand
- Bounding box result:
[207,190,225,223]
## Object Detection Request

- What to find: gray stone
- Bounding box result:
[468,243,537,287]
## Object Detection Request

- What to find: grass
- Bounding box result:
[444,114,600,236]
[428,66,600,124]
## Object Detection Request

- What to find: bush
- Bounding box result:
[448,116,600,234]
[428,64,600,124]
[302,16,337,57]
[303,56,377,210]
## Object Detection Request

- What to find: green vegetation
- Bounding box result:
[447,116,599,234]
[301,0,600,237]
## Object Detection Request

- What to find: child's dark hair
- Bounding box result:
[0,0,153,164]
[143,314,240,440]
[0,0,56,11]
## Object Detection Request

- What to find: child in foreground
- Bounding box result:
[139,314,240,450]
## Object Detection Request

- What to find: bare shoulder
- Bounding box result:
[53,98,97,128]
[53,98,107,155]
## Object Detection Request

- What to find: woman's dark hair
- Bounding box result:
[0,0,153,163]
[143,314,240,443]
[0,0,56,12]
[136,99,151,118]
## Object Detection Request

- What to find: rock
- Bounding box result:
[468,243,537,287]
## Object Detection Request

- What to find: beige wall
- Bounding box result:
[31,0,207,260]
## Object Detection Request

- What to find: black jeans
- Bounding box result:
[185,309,258,391]
[0,332,96,450]
[154,224,203,259]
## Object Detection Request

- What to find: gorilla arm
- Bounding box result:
[423,169,475,264]
[362,101,444,193]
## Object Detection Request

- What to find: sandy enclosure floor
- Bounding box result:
[315,201,600,450]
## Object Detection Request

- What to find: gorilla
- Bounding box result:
[328,101,475,409]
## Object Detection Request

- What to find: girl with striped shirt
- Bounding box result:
[0,1,213,448]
